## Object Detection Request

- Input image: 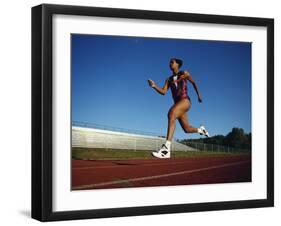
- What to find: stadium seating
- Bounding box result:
[72,126,196,151]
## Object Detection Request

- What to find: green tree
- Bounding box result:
[224,128,247,148]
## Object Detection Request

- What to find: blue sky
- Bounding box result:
[71,34,251,140]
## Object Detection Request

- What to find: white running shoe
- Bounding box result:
[199,125,210,137]
[152,144,171,159]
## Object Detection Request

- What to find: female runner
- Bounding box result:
[148,58,209,158]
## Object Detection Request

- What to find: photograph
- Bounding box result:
[31,3,274,221]
[71,34,252,191]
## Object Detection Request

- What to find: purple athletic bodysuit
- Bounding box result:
[168,70,190,103]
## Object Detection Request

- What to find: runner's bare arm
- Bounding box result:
[183,70,203,103]
[148,78,170,95]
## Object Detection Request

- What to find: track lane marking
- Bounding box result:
[73,160,195,170]
[72,160,250,190]
[72,158,247,170]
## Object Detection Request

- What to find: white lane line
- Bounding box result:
[72,158,241,170]
[72,160,195,170]
[72,160,250,190]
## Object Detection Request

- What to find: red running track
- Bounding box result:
[72,155,251,190]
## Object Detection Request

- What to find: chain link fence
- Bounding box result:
[182,141,251,154]
[72,121,251,154]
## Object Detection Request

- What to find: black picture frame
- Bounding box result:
[32,3,274,222]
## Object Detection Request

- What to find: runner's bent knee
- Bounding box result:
[168,108,177,120]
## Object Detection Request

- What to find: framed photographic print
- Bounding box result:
[32,3,274,222]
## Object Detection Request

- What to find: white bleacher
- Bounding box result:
[72,126,196,152]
